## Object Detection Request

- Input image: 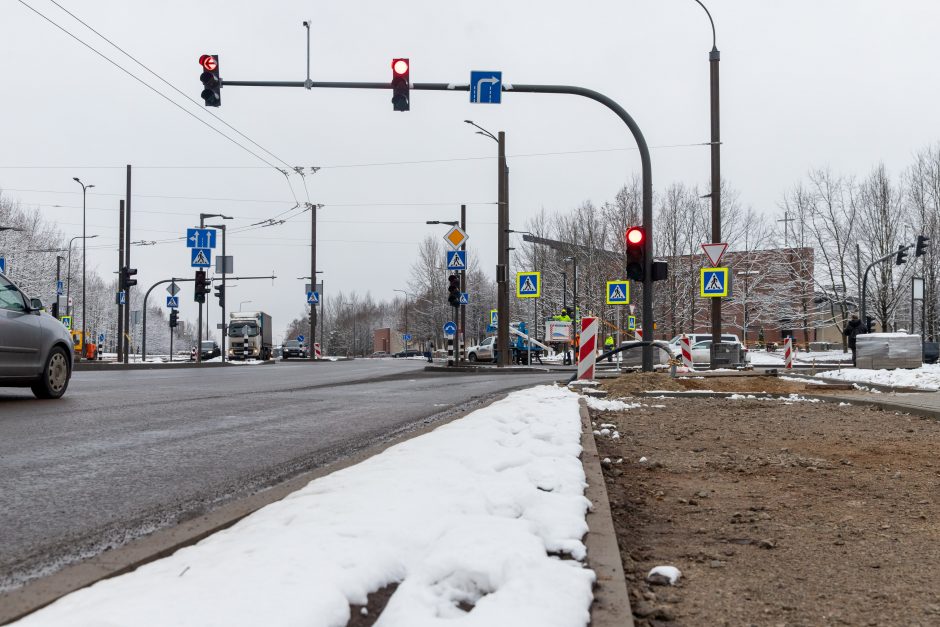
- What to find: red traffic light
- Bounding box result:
[199,54,218,72]
[392,58,409,76]
[626,226,645,246]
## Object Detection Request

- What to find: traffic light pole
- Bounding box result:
[460,203,467,366]
[197,214,206,363]
[708,42,722,369]
[117,200,125,359]
[141,275,275,362]
[860,244,912,329]
[220,79,655,370]
[310,204,317,361]
[123,165,132,364]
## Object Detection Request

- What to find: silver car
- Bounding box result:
[0,273,73,398]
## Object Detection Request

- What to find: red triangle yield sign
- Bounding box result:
[701,242,729,266]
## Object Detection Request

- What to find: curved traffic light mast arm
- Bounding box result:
[222,79,656,370]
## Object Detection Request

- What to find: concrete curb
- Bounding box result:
[808,393,940,421]
[578,398,634,627]
[423,365,552,374]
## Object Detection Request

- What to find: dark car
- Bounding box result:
[0,273,74,398]
[281,339,308,359]
[195,341,221,361]
[392,349,422,358]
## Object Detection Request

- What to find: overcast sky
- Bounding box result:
[2,0,939,340]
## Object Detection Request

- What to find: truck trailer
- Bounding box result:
[228,311,273,360]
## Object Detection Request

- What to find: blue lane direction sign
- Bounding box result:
[186,228,217,249]
[307,290,320,305]
[402,333,412,342]
[459,292,469,305]
[166,295,180,308]
[443,321,458,337]
[470,71,502,104]
[446,250,467,271]
[297,334,305,343]
[191,248,211,268]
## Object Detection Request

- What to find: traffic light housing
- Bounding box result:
[391,58,410,112]
[896,244,908,265]
[214,284,225,307]
[119,266,137,290]
[447,274,461,308]
[169,309,179,328]
[916,234,930,257]
[194,270,208,303]
[625,226,646,282]
[865,315,875,333]
[199,54,221,107]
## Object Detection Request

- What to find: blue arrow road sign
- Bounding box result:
[459,292,469,305]
[470,71,502,104]
[446,250,467,271]
[56,280,64,295]
[166,295,180,308]
[307,290,320,305]
[98,333,105,343]
[186,228,217,249]
[443,321,458,336]
[191,248,211,268]
[402,333,412,342]
[297,334,305,343]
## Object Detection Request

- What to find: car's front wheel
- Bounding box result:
[31,346,71,399]
[468,352,477,362]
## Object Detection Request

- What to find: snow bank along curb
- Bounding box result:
[10,386,597,627]
[578,398,635,627]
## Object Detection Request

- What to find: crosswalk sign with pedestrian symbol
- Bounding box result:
[700,267,730,297]
[606,280,630,304]
[516,272,540,298]
[446,250,466,271]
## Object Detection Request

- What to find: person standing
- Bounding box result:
[424,338,434,363]
[844,314,864,366]
[604,334,615,362]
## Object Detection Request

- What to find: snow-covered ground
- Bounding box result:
[14,385,595,627]
[749,349,852,366]
[818,364,940,390]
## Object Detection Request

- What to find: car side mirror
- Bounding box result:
[29,298,44,313]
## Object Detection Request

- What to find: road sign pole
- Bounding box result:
[197,215,204,363]
[310,203,317,361]
[124,165,132,364]
[497,131,510,367]
[460,204,466,365]
[117,199,124,361]
[709,38,722,369]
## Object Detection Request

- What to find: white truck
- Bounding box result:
[228,311,273,360]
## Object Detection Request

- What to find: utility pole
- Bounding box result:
[117,200,125,357]
[310,202,317,361]
[706,7,722,366]
[123,165,132,364]
[497,132,510,367]
[460,203,467,365]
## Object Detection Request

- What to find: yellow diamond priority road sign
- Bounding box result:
[443,225,468,249]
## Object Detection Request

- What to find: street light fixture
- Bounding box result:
[426,220,459,227]
[238,300,253,312]
[64,234,97,317]
[73,177,94,357]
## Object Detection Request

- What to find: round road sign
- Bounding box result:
[297,335,305,343]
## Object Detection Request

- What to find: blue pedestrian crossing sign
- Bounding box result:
[307,290,320,305]
[56,280,64,296]
[446,250,467,271]
[470,71,502,104]
[701,267,730,298]
[186,228,217,249]
[606,280,630,305]
[516,272,540,298]
[459,292,469,305]
[191,248,211,268]
[628,315,636,331]
[61,315,72,330]
[117,290,126,305]
[166,295,180,308]
[488,308,498,331]
[443,321,457,337]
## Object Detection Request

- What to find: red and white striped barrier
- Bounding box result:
[680,334,693,369]
[783,337,793,369]
[635,328,643,341]
[314,342,322,359]
[577,317,598,381]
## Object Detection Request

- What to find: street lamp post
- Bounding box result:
[196,213,232,363]
[466,120,510,367]
[393,289,410,352]
[207,222,231,362]
[73,178,95,359]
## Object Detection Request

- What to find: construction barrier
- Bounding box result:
[314,342,321,359]
[577,317,598,380]
[784,337,793,369]
[680,334,693,369]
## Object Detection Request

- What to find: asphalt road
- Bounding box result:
[0,359,563,591]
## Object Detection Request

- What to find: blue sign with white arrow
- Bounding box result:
[191,248,211,268]
[0,256,6,274]
[307,290,320,305]
[186,228,217,249]
[98,333,105,344]
[446,250,467,271]
[166,295,180,308]
[470,71,502,104]
[459,292,469,305]
[297,334,305,343]
[443,321,458,336]
[402,333,412,342]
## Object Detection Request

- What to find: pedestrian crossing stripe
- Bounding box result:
[700,267,730,298]
[516,271,540,298]
[446,250,466,270]
[605,280,630,304]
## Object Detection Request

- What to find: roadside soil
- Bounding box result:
[591,375,940,626]
[602,372,854,397]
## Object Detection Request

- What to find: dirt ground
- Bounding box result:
[591,376,940,626]
[602,372,850,397]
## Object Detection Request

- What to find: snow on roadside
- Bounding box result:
[819,364,940,390]
[584,396,641,412]
[13,385,594,627]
